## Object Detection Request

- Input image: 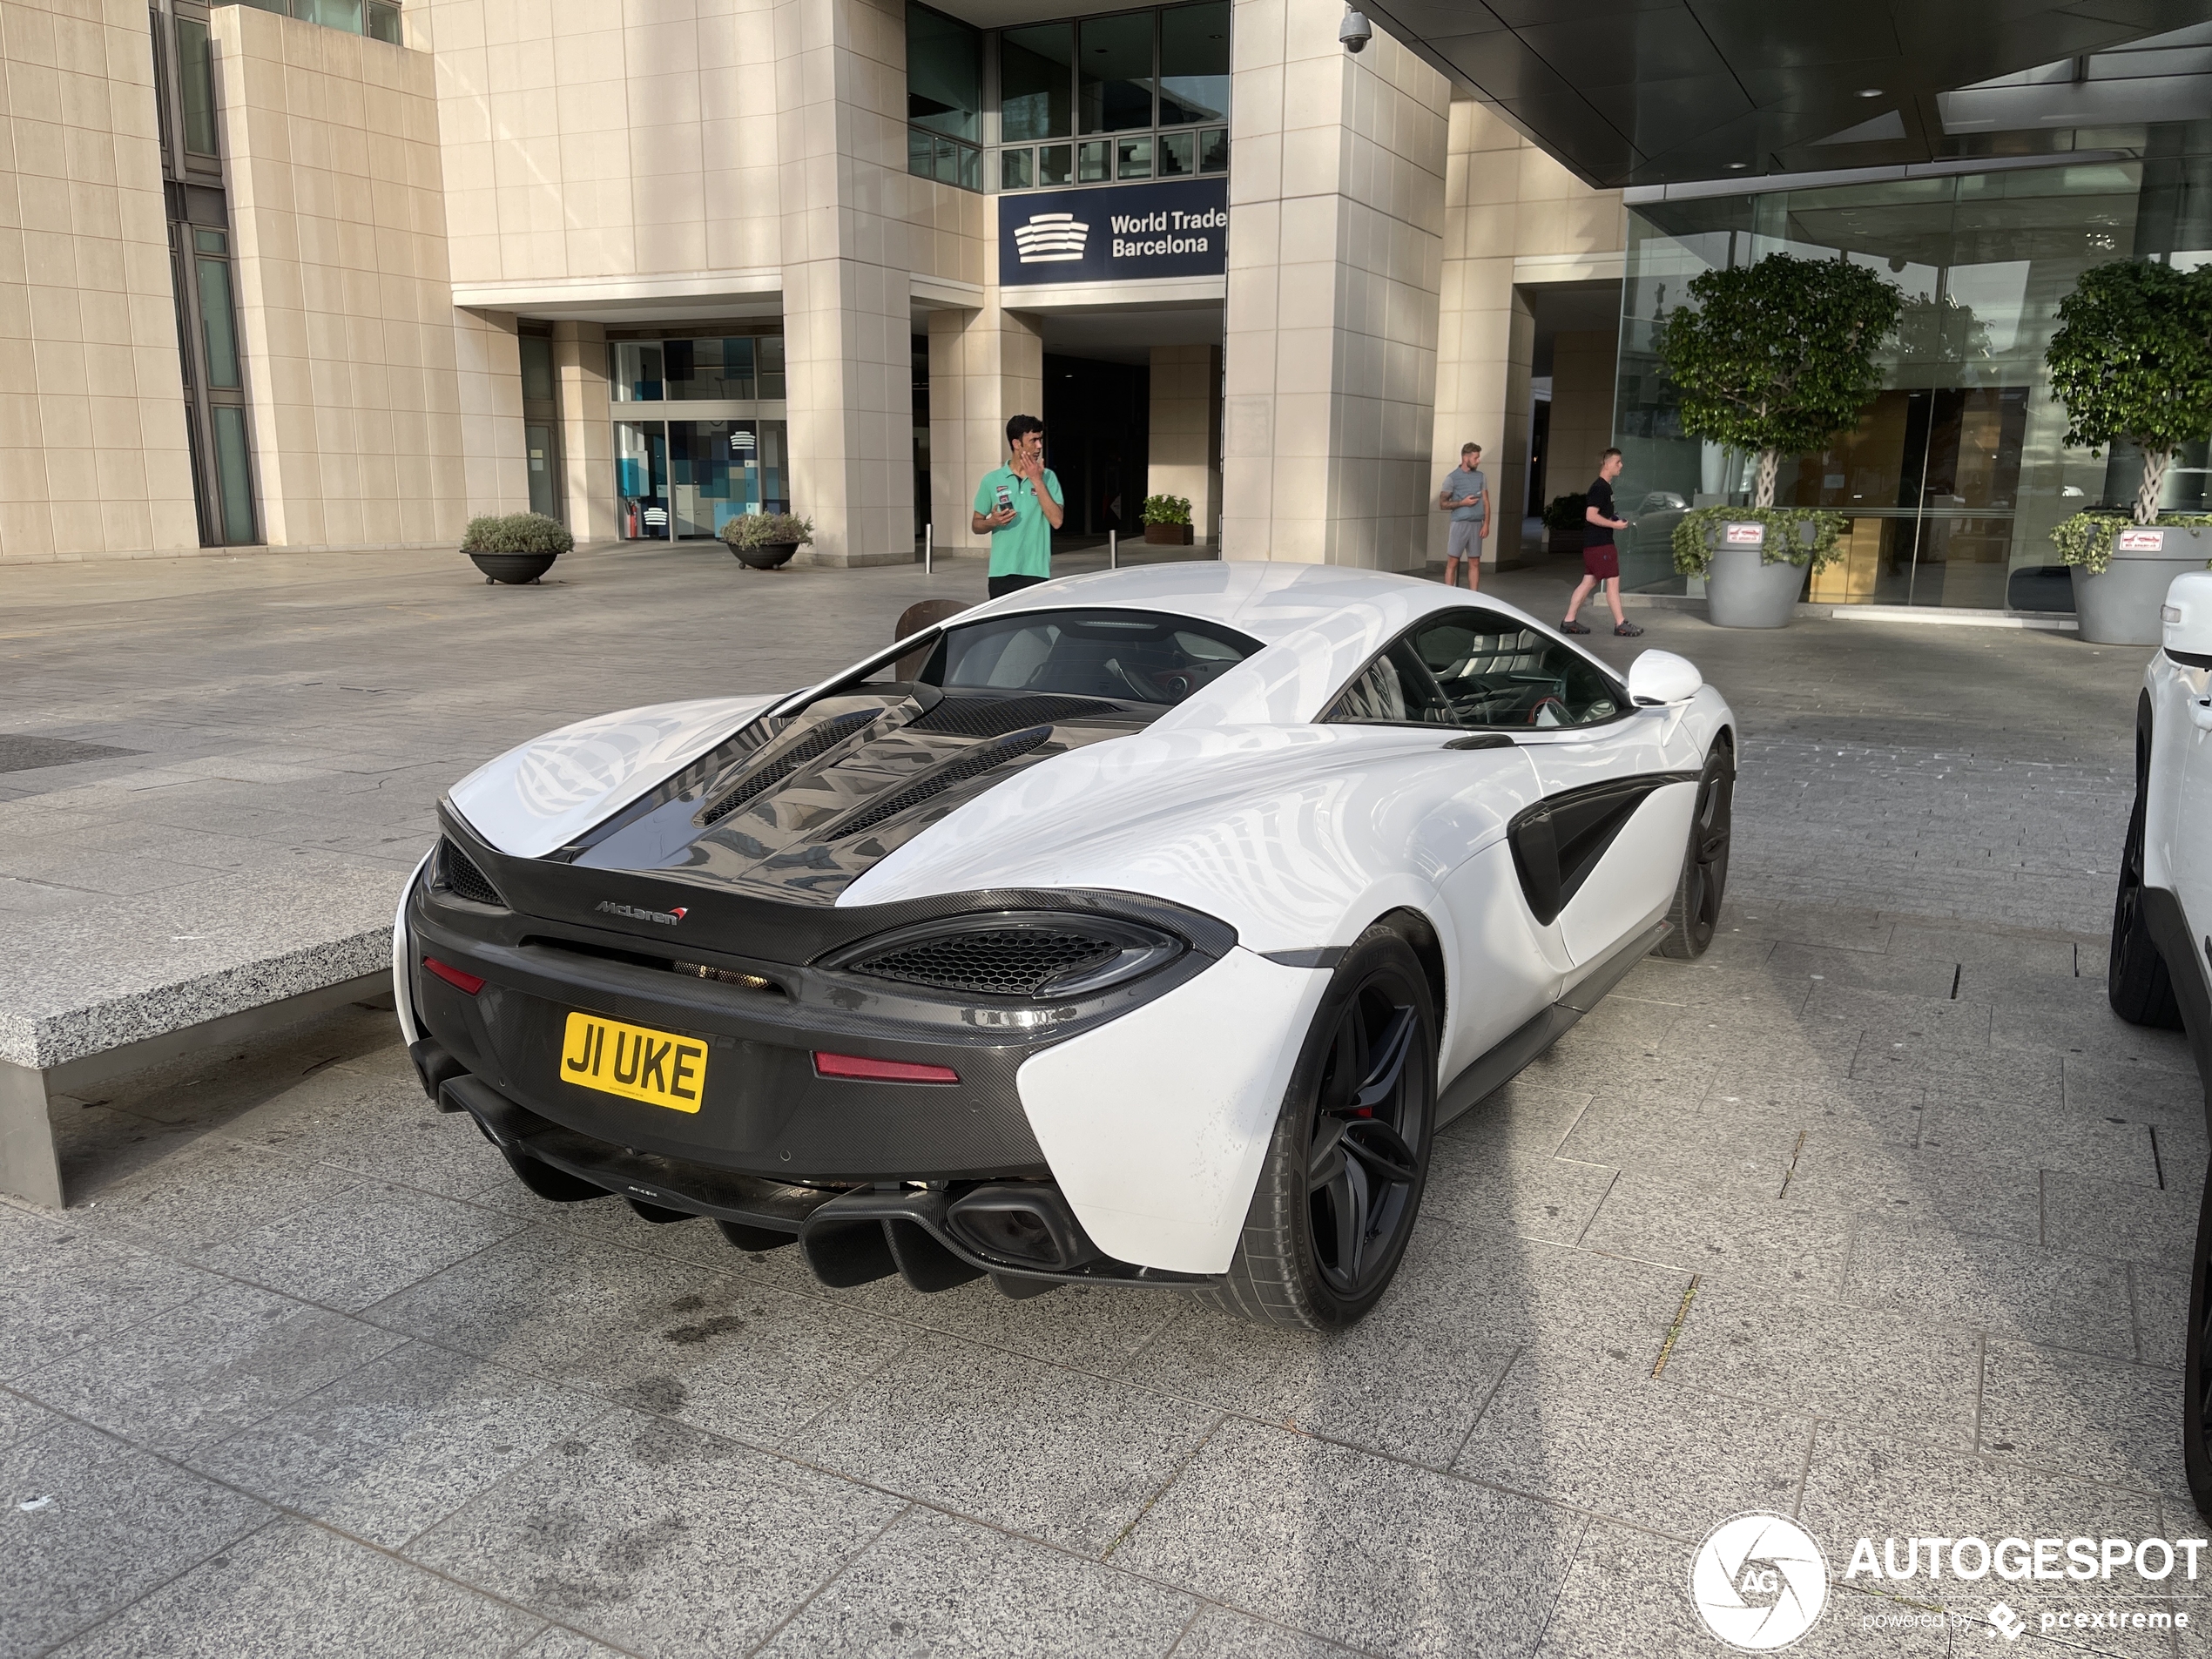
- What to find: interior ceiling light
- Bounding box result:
[1857,87,1883,97]
[1728,161,1748,169]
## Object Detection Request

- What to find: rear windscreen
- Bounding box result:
[921,609,1262,705]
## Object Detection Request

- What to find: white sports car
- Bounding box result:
[2105,568,2212,1514]
[391,563,1738,1328]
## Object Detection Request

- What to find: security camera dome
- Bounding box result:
[1339,10,1371,51]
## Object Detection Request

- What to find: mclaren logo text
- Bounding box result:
[595,900,689,927]
[1014,212,1089,263]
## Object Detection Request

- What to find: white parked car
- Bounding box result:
[392,563,1737,1328]
[2107,569,2212,1513]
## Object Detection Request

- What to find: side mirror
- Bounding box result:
[2164,570,2212,660]
[1627,649,1703,705]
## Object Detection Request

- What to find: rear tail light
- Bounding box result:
[423,956,486,995]
[813,1051,959,1084]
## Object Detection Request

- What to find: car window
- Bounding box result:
[920,609,1261,705]
[1327,608,1622,731]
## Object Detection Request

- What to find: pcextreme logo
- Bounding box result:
[1691,1514,1830,1650]
[595,900,687,927]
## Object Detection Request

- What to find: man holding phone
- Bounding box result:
[971,414,1065,598]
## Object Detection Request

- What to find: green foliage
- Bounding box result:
[2046,261,2212,523]
[720,511,815,550]
[1656,253,1902,506]
[2047,509,2212,576]
[1141,494,1192,526]
[461,512,573,555]
[1541,493,1588,534]
[1671,506,1848,577]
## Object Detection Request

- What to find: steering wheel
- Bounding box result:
[1527,694,1569,726]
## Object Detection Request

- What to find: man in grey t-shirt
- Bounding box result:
[1438,442,1490,590]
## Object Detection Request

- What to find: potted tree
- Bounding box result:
[462,511,572,583]
[1142,494,1194,545]
[721,510,814,570]
[2045,260,2212,644]
[1657,252,1901,627]
[1541,493,1588,555]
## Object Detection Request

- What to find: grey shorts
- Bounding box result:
[1447,519,1483,560]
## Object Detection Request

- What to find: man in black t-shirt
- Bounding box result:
[1561,448,1642,637]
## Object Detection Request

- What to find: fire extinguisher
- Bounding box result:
[624,498,639,538]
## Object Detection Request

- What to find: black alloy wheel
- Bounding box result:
[2184,1169,2212,1521]
[1201,924,1438,1331]
[1659,742,1733,960]
[2110,709,2182,1028]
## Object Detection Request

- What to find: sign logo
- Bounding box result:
[1014,212,1089,264]
[1690,1514,1830,1650]
[595,900,687,927]
[1723,522,1767,547]
[2117,528,2168,552]
[1987,1603,2027,1642]
[998,178,1228,287]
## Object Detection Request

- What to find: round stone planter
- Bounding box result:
[467,550,560,584]
[1143,523,1193,545]
[2070,529,2210,644]
[731,541,800,570]
[1706,543,1807,628]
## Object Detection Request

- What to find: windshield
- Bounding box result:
[920,609,1261,705]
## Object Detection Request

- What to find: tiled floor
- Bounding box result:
[1,546,2202,1656]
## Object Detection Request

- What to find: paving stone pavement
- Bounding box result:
[1,545,2204,1656]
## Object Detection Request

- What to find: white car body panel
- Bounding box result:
[2145,571,2212,1008]
[1016,948,1332,1272]
[392,847,434,1046]
[448,695,778,859]
[1434,837,1569,1080]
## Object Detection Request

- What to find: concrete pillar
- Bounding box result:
[773,0,916,568]
[1548,326,1621,501]
[552,322,617,543]
[1220,0,1448,569]
[1428,100,1518,570]
[926,302,1044,553]
[1148,345,1217,548]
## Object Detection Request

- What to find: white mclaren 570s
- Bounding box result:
[393,562,1737,1328]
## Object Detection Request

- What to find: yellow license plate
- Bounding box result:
[558,1012,708,1113]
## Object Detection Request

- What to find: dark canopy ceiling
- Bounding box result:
[1360,0,2212,187]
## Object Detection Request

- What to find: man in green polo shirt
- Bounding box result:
[971,413,1064,598]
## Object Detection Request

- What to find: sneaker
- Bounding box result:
[1614,621,1645,637]
[1560,617,1591,634]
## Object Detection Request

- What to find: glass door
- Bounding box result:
[616,421,668,538]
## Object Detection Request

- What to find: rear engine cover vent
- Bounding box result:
[830,725,1052,840]
[700,709,879,826]
[439,839,502,906]
[853,928,1123,996]
[908,694,1115,738]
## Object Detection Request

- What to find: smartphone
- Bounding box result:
[994,483,1015,516]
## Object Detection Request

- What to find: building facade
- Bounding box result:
[6,0,2197,611]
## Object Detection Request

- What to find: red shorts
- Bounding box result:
[1582,543,1620,580]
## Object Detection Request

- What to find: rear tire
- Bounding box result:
[1657,741,1733,961]
[2183,1167,2212,1521]
[1197,924,1438,1332]
[2112,716,2183,1028]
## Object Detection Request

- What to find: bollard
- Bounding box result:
[1109,529,1116,570]
[924,523,932,575]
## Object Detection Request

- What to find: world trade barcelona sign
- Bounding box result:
[997,178,1229,287]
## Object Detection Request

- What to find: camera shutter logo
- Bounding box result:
[1015,212,1089,264]
[1690,1514,1830,1650]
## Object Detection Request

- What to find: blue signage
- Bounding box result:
[998,178,1229,287]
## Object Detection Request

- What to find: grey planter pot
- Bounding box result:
[2070,530,2209,644]
[467,550,560,584]
[731,540,800,570]
[1706,543,1806,628]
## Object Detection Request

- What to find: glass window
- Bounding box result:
[934,135,961,185]
[526,422,556,516]
[1116,135,1152,179]
[366,2,401,42]
[925,610,1260,704]
[1039,144,1073,186]
[1001,22,1073,143]
[1333,610,1622,729]
[175,17,217,158]
[1199,126,1228,172]
[1158,1,1228,125]
[295,0,364,32]
[1077,139,1110,183]
[1079,12,1153,134]
[195,255,239,389]
[909,126,934,179]
[907,1,981,142]
[211,406,255,543]
[1158,129,1196,177]
[1001,147,1032,191]
[520,334,555,403]
[612,341,663,401]
[758,335,786,400]
[616,421,668,537]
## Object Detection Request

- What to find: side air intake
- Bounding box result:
[699,709,880,826]
[827,725,1053,840]
[439,839,503,906]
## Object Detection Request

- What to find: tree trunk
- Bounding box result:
[2136,447,2172,526]
[1752,448,1779,509]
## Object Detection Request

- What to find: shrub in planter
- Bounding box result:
[2049,509,2212,644]
[462,511,573,583]
[1141,493,1193,544]
[721,510,814,570]
[1671,506,1847,629]
[1541,493,1587,551]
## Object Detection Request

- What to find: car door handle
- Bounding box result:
[1444,733,1516,750]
